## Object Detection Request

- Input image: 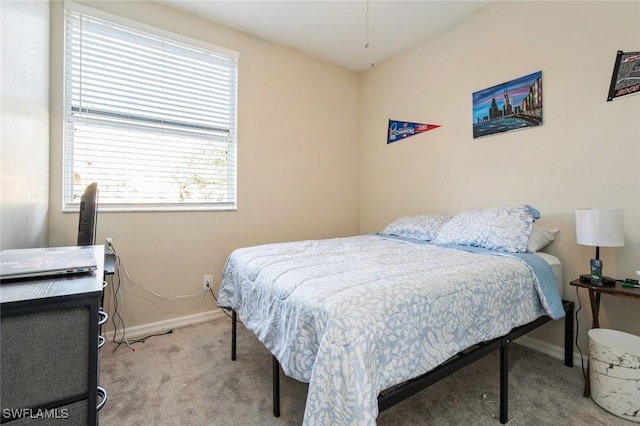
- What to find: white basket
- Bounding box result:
[589,328,640,423]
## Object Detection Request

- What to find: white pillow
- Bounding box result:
[526,225,559,252]
[381,214,450,241]
[434,205,536,253]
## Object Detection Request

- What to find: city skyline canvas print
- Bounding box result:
[472,71,542,139]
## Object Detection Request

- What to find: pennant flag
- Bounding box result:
[387,119,441,144]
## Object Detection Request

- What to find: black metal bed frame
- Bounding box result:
[229,299,574,424]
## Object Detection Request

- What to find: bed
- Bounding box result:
[217,206,574,425]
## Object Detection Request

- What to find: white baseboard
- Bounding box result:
[516,335,587,367]
[104,308,227,341]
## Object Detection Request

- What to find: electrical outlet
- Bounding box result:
[105,237,114,254]
[202,275,213,291]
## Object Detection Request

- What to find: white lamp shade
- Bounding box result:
[575,208,624,247]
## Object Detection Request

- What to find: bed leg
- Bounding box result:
[273,356,281,417]
[563,300,574,368]
[500,339,509,424]
[231,310,237,361]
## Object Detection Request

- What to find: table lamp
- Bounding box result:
[575,208,624,286]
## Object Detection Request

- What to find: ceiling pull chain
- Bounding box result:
[365,0,374,67]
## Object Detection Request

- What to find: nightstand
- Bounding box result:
[570,278,640,397]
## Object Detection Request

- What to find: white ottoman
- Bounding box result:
[588,328,640,423]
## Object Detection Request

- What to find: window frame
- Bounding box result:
[62,1,239,213]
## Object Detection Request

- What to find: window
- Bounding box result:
[64,4,238,211]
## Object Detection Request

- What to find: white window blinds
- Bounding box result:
[64,5,238,211]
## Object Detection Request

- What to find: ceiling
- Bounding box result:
[159,1,494,72]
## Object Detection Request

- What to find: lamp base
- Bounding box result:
[579,274,616,286]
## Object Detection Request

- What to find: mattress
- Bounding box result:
[537,251,563,297]
[217,235,565,425]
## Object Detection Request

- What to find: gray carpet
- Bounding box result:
[99,316,632,425]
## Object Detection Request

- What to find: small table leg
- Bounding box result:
[583,290,601,398]
[588,290,601,329]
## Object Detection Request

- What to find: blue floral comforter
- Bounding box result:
[217,235,563,425]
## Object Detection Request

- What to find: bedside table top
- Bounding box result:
[570,278,640,300]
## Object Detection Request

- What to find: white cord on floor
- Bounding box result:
[106,245,202,353]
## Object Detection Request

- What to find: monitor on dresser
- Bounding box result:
[77,182,98,246]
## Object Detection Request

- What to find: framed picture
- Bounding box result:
[607,50,640,101]
[472,71,542,139]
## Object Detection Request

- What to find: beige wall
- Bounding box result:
[8,0,638,353]
[1,0,50,250]
[359,1,640,351]
[48,1,360,329]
